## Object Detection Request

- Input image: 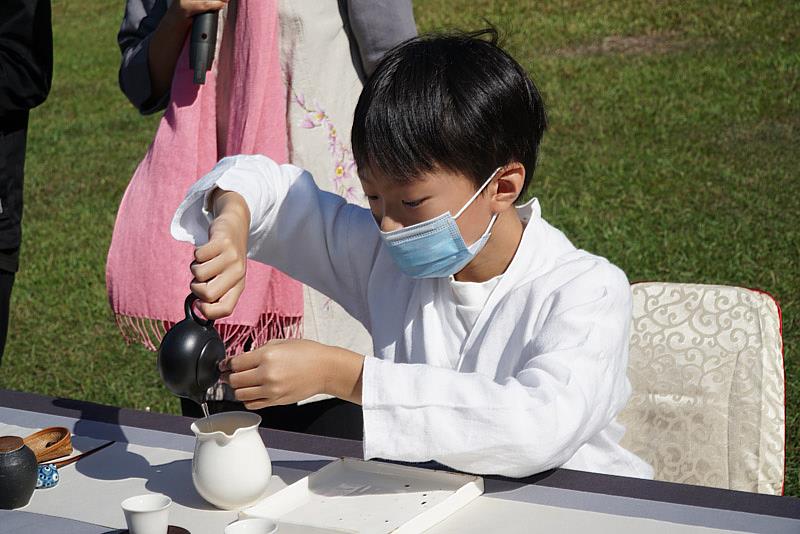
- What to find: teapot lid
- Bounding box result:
[0,436,24,453]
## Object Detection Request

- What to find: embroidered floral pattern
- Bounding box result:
[293,92,365,314]
[294,92,362,203]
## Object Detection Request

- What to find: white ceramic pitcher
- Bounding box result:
[190,412,272,510]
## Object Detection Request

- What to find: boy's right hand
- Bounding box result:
[190,189,250,321]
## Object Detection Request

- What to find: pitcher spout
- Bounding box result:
[190,411,262,446]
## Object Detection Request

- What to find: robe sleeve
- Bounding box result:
[170,154,380,329]
[117,0,171,115]
[362,260,634,477]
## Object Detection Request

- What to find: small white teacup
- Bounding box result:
[121,493,172,534]
[224,518,279,534]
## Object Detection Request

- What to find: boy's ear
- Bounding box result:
[490,162,525,209]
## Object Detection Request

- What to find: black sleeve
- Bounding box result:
[0,0,53,113]
[118,0,171,115]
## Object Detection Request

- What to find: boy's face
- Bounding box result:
[360,168,496,246]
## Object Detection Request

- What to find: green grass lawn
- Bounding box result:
[1,0,797,496]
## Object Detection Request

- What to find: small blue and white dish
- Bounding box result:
[36,464,59,489]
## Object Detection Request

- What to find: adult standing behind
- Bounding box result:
[0,0,53,361]
[110,0,415,437]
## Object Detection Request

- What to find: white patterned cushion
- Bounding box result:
[618,282,785,494]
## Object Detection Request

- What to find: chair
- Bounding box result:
[618,282,785,494]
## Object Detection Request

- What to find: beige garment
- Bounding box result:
[278,2,374,378]
[205,2,372,402]
[618,282,785,494]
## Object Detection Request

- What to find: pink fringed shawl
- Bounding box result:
[106,0,303,355]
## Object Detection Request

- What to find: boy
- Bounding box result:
[171,30,653,478]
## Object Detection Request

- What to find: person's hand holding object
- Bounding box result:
[190,188,250,320]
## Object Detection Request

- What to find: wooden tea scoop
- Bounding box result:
[51,440,115,468]
[36,440,116,489]
[22,427,72,463]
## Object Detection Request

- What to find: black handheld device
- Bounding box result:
[189,11,219,84]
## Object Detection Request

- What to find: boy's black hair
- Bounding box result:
[352,28,547,196]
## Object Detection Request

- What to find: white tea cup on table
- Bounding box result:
[225,518,279,534]
[121,493,172,534]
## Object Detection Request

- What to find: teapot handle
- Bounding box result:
[184,294,214,327]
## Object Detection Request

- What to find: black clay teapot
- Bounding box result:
[158,294,225,402]
[0,436,37,509]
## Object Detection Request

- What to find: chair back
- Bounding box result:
[618,282,785,494]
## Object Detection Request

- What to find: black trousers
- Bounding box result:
[0,270,14,364]
[180,396,363,441]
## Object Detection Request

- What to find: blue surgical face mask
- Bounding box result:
[379,168,501,279]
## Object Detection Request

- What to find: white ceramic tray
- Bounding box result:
[240,458,484,533]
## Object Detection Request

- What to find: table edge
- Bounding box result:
[2,388,798,521]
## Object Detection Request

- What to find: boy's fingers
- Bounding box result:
[190,267,243,304]
[195,300,224,321]
[194,238,225,263]
[192,277,244,319]
[244,399,274,411]
[233,386,267,402]
[190,254,226,283]
[189,279,217,304]
[227,367,263,389]
[226,349,262,373]
[195,248,244,279]
[193,301,221,321]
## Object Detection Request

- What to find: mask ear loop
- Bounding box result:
[453,166,504,219]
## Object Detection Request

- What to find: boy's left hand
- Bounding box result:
[220,339,339,409]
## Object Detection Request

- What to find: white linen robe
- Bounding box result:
[171,155,654,479]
